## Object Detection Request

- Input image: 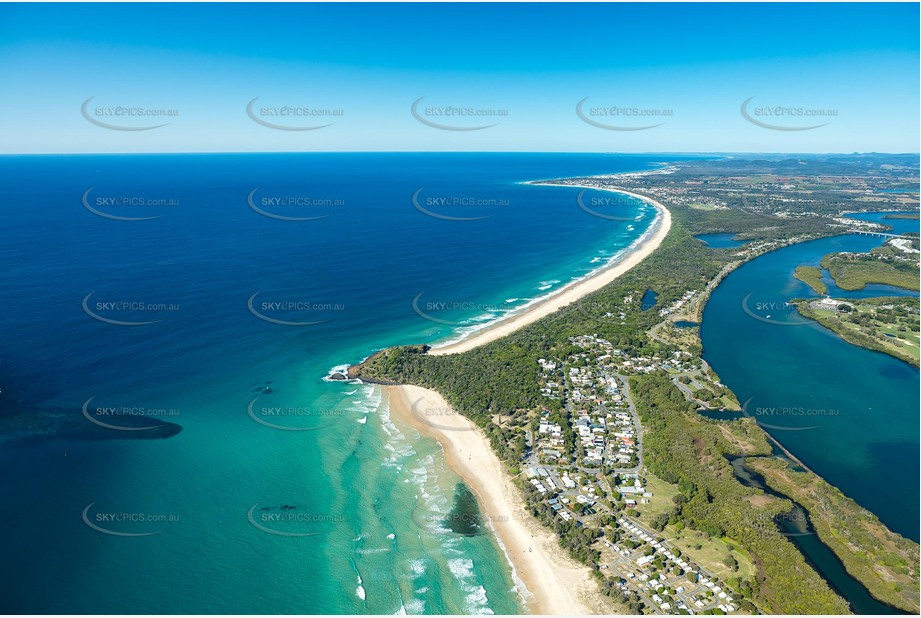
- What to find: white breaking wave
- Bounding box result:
[447,558,475,580]
[403,599,425,614]
[426,198,662,354]
[466,585,494,615]
[409,558,427,577]
[446,558,493,614]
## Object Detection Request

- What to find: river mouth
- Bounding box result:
[727,453,905,615]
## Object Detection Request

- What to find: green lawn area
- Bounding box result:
[665,526,757,582]
[633,473,681,523]
[718,394,741,410]
[811,304,920,362]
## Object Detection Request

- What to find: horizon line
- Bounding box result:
[2,150,919,157]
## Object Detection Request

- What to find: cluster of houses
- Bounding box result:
[616,475,653,509]
[536,414,566,464]
[617,518,737,614]
[730,234,818,260]
[657,290,698,317]
[537,357,561,400]
[575,412,608,467]
[564,336,643,468]
[890,237,920,256]
[566,332,699,377]
[526,466,588,523]
[531,332,742,613]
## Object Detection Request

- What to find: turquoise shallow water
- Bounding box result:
[0,153,674,613]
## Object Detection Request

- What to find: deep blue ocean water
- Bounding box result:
[0,153,679,614]
[702,213,920,541]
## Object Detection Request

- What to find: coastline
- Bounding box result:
[429,186,672,356]
[374,185,672,613]
[385,384,605,615]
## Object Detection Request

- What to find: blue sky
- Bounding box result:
[0,2,918,153]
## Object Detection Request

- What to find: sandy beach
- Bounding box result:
[375,185,671,614]
[386,384,607,615]
[429,187,672,356]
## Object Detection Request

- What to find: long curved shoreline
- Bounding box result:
[429,187,672,356]
[379,185,672,614]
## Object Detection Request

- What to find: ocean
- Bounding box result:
[0,153,674,614]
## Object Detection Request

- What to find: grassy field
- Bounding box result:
[793,265,827,294]
[633,473,759,581]
[665,525,758,582]
[808,300,920,365]
[633,473,681,522]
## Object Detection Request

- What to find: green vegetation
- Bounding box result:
[666,526,757,582]
[355,156,921,614]
[821,253,920,291]
[793,265,827,295]
[748,457,920,613]
[629,374,848,614]
[883,212,920,220]
[794,296,920,367]
[358,226,851,614]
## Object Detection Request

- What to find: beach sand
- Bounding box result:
[377,187,671,614]
[429,188,672,356]
[386,384,609,615]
